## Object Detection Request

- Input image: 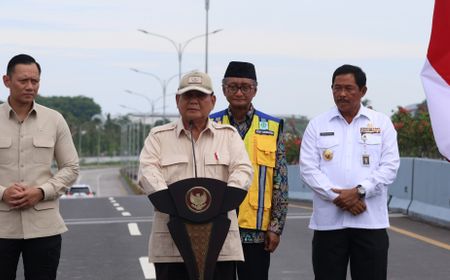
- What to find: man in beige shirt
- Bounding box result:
[138,71,253,279]
[0,54,79,280]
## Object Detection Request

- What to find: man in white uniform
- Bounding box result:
[300,64,400,280]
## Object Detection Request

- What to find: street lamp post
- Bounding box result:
[120,104,148,145]
[137,28,223,81]
[129,69,179,120]
[91,114,104,165]
[124,89,163,139]
[205,0,210,73]
[124,89,162,116]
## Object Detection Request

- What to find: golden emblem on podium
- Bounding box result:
[323,149,333,161]
[186,186,212,213]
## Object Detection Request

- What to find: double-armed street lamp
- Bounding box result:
[137,28,223,81]
[124,89,163,116]
[129,69,179,120]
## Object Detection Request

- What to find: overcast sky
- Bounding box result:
[0,0,435,119]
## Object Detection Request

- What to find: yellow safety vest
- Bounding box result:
[210,110,281,230]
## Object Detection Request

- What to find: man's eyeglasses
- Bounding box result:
[223,84,255,95]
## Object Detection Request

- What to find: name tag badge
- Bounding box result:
[255,129,274,136]
[362,154,370,166]
[320,131,335,136]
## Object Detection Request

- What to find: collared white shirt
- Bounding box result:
[300,106,400,230]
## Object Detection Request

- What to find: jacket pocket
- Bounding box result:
[0,137,13,164]
[359,134,382,150]
[204,152,230,179]
[255,135,276,168]
[317,137,339,164]
[34,200,56,211]
[358,134,382,166]
[0,201,12,211]
[32,136,55,164]
[161,155,189,184]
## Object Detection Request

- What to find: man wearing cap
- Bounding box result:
[138,71,253,279]
[210,61,289,280]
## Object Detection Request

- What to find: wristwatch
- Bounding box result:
[356,185,366,198]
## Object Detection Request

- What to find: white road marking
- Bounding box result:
[128,223,142,236]
[108,197,115,201]
[139,257,156,279]
[116,207,124,211]
[113,203,120,207]
[64,216,153,225]
[122,212,131,216]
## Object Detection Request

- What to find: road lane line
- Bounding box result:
[122,212,131,216]
[108,197,115,200]
[139,257,156,279]
[389,226,450,251]
[128,223,142,236]
[289,204,313,210]
[113,203,120,207]
[116,207,124,211]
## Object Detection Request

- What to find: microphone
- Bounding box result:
[189,120,198,178]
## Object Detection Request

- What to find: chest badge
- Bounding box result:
[323,149,334,161]
[259,121,269,130]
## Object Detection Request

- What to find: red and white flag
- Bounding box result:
[421,0,450,159]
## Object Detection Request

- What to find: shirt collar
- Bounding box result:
[175,117,215,138]
[2,97,39,118]
[227,104,255,126]
[1,99,37,120]
[329,104,372,122]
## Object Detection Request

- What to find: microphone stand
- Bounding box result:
[189,120,198,178]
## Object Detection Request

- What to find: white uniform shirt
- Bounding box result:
[300,106,400,230]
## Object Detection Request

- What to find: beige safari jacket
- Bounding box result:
[0,101,79,239]
[138,118,253,263]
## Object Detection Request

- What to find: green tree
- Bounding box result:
[284,133,301,164]
[36,95,101,132]
[283,115,308,164]
[391,101,440,158]
[102,114,122,156]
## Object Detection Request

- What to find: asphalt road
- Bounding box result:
[14,167,450,279]
[74,166,133,197]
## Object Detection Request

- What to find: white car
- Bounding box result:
[61,184,95,198]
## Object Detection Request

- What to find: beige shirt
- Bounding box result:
[0,101,79,239]
[138,118,253,263]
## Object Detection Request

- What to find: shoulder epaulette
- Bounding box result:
[211,121,237,132]
[151,122,176,134]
